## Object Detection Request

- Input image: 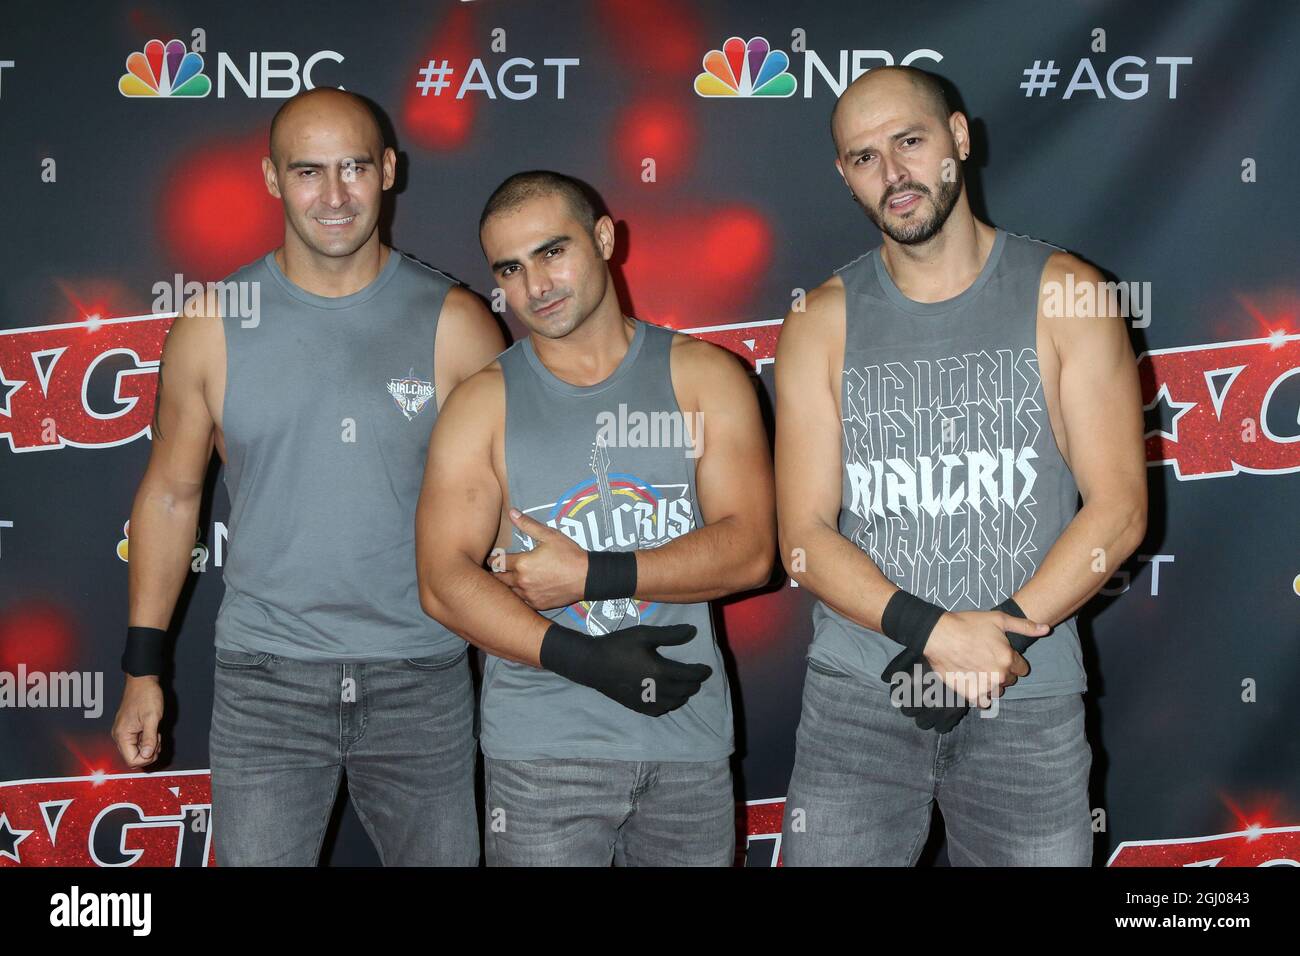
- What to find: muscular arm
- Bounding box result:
[113,295,222,767]
[432,285,507,409]
[629,336,775,602]
[1006,253,1148,626]
[775,279,901,629]
[416,368,550,667]
[128,297,222,632]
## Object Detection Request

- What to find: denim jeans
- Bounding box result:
[484,756,736,866]
[781,659,1093,866]
[209,645,479,866]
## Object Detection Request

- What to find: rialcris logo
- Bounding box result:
[119,38,211,97]
[694,36,795,98]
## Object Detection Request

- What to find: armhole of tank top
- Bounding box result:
[660,326,706,525]
[498,345,518,530]
[217,298,234,448]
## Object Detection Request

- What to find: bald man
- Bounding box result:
[776,67,1146,865]
[109,89,504,865]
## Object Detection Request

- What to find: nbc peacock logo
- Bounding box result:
[694,36,795,98]
[119,38,211,97]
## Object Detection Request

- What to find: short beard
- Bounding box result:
[856,171,962,245]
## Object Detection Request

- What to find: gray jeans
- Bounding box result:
[484,756,736,866]
[781,659,1093,866]
[209,646,479,866]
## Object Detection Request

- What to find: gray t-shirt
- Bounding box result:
[481,319,735,760]
[215,248,463,662]
[810,228,1087,698]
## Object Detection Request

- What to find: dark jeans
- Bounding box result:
[209,646,479,866]
[484,756,736,866]
[781,659,1093,866]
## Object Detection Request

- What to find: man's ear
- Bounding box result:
[594,215,616,261]
[261,156,282,199]
[948,111,970,161]
[382,146,397,191]
[834,157,848,188]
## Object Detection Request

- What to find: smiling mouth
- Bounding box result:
[533,295,568,316]
[315,215,355,226]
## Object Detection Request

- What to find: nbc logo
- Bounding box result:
[119,38,211,97]
[694,36,795,98]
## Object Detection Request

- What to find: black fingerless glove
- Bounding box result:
[877,591,968,732]
[539,621,712,717]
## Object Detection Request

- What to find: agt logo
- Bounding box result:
[119,30,343,99]
[693,31,942,99]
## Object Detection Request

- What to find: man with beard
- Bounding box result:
[110,88,504,865]
[776,67,1146,865]
[417,171,774,865]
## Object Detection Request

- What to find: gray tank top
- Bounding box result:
[483,319,734,760]
[809,228,1087,698]
[215,248,464,662]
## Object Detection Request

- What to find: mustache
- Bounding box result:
[529,290,572,311]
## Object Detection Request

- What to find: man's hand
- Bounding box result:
[495,509,590,610]
[539,622,711,716]
[922,611,1046,708]
[111,676,164,767]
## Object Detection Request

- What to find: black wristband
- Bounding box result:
[122,626,167,677]
[995,596,1037,654]
[880,589,946,653]
[583,550,638,602]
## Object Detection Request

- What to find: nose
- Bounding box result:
[527,266,554,303]
[879,152,909,192]
[322,167,348,209]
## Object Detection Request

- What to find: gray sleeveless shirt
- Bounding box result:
[215,248,463,662]
[483,319,734,760]
[809,228,1087,698]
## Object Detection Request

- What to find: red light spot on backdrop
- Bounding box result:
[720,587,797,654]
[159,134,282,281]
[402,5,478,151]
[613,97,695,184]
[0,602,76,673]
[598,0,703,73]
[613,201,772,328]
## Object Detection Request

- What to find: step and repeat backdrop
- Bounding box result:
[1,0,1297,866]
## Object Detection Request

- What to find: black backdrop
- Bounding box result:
[1,0,1298,866]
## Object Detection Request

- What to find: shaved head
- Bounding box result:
[831,66,952,155]
[261,87,396,261]
[479,170,599,238]
[269,88,386,167]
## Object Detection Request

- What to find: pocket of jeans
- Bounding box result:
[805,656,854,679]
[403,647,468,671]
[214,648,272,669]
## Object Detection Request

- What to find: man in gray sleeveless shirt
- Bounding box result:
[777,67,1147,865]
[109,89,504,865]
[417,171,775,865]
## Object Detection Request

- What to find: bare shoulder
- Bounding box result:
[165,287,226,376]
[778,274,845,351]
[668,327,752,390]
[438,358,505,424]
[1037,249,1127,347]
[439,284,495,326]
[774,273,845,390]
[1038,249,1105,291]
